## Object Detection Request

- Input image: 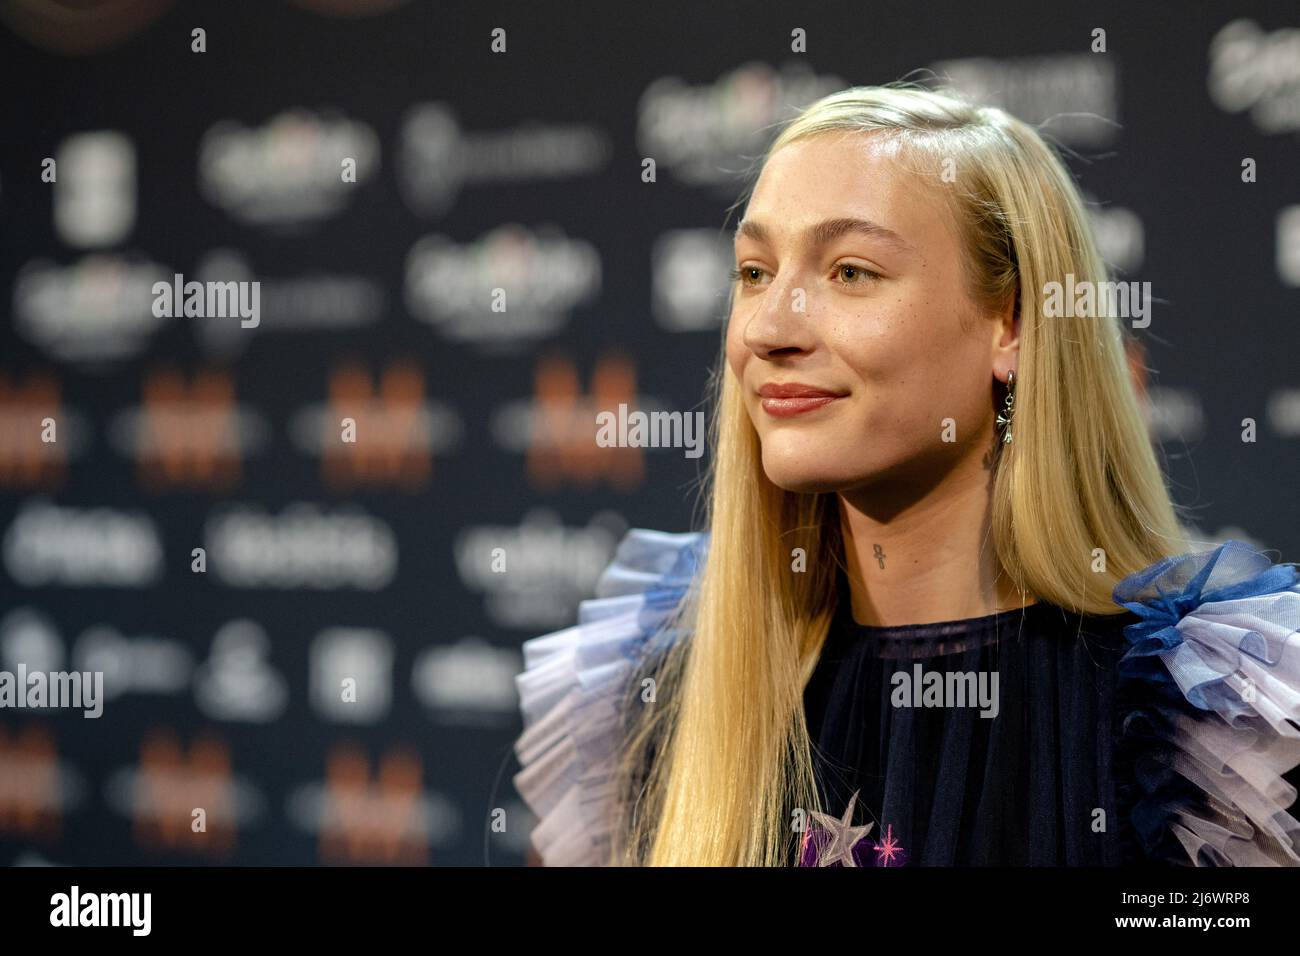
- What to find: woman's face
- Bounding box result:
[725,131,1015,495]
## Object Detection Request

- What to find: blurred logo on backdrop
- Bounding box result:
[492,353,653,491]
[1266,385,1300,438]
[109,368,267,492]
[310,628,394,724]
[199,109,380,230]
[103,729,259,857]
[0,724,82,840]
[194,620,288,723]
[13,253,170,364]
[288,361,461,491]
[287,744,457,865]
[1209,19,1300,136]
[638,61,844,188]
[0,374,79,488]
[1082,192,1145,275]
[454,508,627,630]
[404,224,600,350]
[651,229,733,331]
[398,102,611,216]
[1143,387,1207,445]
[190,250,386,358]
[53,131,135,248]
[204,503,398,590]
[3,501,161,587]
[929,52,1119,145]
[411,637,519,725]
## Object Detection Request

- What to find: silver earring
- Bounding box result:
[996,369,1016,444]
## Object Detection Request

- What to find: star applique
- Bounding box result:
[808,789,874,867]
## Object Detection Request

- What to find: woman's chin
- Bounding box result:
[761,463,850,495]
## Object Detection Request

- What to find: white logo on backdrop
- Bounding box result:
[454,509,628,629]
[1209,20,1300,135]
[404,224,600,349]
[204,503,398,591]
[411,637,520,722]
[13,254,171,363]
[310,628,394,724]
[3,501,163,588]
[194,620,288,723]
[652,229,733,331]
[1143,386,1207,444]
[199,109,380,228]
[54,131,136,248]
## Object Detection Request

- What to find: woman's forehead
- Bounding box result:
[744,135,955,255]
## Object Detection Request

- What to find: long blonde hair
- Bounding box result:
[614,83,1185,867]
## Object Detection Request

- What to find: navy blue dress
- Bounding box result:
[800,570,1157,866]
[514,528,1300,867]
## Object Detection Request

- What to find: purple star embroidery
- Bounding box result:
[797,794,909,867]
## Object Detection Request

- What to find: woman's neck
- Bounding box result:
[836,448,1033,627]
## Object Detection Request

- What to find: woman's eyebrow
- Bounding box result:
[734,216,913,254]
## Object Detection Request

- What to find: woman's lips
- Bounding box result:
[756,383,846,418]
[760,395,842,417]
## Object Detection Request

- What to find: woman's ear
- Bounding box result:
[991,288,1020,382]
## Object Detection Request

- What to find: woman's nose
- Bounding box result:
[741,277,816,358]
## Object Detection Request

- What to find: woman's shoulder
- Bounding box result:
[1110,538,1300,866]
[511,526,706,866]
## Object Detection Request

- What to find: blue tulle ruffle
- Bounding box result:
[1113,539,1300,866]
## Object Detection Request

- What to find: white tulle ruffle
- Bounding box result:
[512,528,705,866]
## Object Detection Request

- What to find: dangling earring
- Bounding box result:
[996,369,1016,444]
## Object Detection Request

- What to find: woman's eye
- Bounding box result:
[835,263,882,284]
[728,265,768,287]
[728,263,880,288]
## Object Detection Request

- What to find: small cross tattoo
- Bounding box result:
[873,544,885,569]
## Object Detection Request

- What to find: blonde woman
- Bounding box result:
[513,84,1300,867]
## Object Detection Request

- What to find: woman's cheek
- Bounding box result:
[827,320,907,376]
[723,337,745,382]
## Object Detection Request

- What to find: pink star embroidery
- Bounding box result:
[874,823,904,866]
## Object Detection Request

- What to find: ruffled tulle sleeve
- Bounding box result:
[1114,539,1300,866]
[512,527,708,866]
